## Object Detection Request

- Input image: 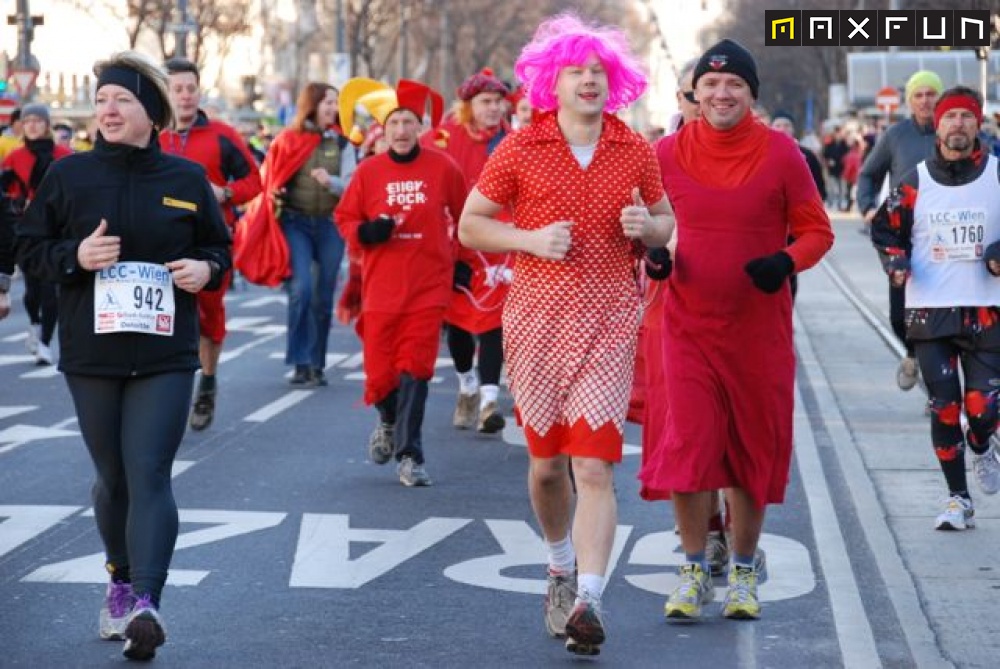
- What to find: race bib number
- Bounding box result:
[928,208,986,262]
[94,262,175,336]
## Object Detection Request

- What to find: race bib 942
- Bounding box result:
[94,262,176,336]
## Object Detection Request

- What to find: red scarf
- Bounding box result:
[674,112,769,189]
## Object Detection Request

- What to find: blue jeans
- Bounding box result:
[281,210,345,368]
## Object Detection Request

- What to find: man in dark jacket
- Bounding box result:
[859,69,943,395]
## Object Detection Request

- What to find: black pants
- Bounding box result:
[447,325,503,385]
[916,339,1000,496]
[23,274,58,345]
[890,284,915,357]
[65,371,194,605]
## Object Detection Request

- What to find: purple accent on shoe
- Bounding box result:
[107,582,135,618]
[132,593,157,612]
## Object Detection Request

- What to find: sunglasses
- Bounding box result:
[682,90,698,104]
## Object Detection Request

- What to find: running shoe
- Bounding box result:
[972,442,1000,496]
[398,456,432,487]
[189,389,215,431]
[289,364,312,386]
[896,356,919,391]
[122,594,166,661]
[665,563,714,621]
[564,599,605,656]
[452,392,479,430]
[99,580,135,640]
[722,564,760,620]
[934,495,975,531]
[35,342,54,366]
[706,531,730,576]
[477,401,505,434]
[367,421,394,465]
[544,569,577,638]
[25,324,38,355]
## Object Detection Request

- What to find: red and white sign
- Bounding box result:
[0,97,17,124]
[875,86,901,114]
[8,69,38,99]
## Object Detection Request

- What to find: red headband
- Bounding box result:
[934,94,983,128]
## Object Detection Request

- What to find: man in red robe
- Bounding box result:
[336,78,468,488]
[639,39,833,622]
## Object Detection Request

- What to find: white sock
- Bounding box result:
[456,370,479,395]
[546,535,575,574]
[577,573,605,603]
[480,384,499,409]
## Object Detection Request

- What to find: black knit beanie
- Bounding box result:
[693,39,759,99]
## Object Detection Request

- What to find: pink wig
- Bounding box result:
[514,14,648,113]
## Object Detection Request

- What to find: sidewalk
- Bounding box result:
[797,212,999,669]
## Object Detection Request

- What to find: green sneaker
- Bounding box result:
[723,564,760,619]
[665,563,714,622]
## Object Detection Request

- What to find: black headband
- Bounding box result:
[96,65,166,128]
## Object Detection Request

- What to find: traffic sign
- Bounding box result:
[875,86,901,114]
[9,69,37,99]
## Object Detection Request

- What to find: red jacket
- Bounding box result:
[2,142,73,202]
[160,111,262,225]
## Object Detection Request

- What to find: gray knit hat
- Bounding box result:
[20,103,50,125]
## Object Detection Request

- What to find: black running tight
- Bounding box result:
[65,372,194,606]
[447,325,503,385]
[22,274,58,345]
[890,284,915,357]
[916,340,1000,496]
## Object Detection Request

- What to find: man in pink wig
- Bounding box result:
[460,14,674,656]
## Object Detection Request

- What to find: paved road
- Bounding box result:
[0,213,995,667]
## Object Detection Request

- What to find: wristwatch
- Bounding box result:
[222,186,234,203]
[0,273,10,293]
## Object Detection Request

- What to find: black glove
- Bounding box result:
[985,242,1000,276]
[644,247,672,281]
[453,261,473,290]
[357,215,395,246]
[744,251,794,294]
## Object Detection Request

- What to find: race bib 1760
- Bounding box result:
[928,208,987,262]
[94,262,176,336]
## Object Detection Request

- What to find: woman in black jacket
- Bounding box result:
[15,51,230,662]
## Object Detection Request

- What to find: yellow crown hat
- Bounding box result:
[339,76,445,145]
[339,78,392,145]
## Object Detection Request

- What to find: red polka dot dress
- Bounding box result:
[476,113,665,460]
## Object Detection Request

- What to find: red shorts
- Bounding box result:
[517,409,624,463]
[197,270,231,344]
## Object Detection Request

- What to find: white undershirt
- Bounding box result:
[569,142,597,169]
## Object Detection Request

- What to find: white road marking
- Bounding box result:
[795,310,949,669]
[794,313,884,668]
[0,505,80,558]
[238,295,287,308]
[243,390,315,422]
[0,406,36,420]
[20,366,60,379]
[339,352,364,368]
[0,417,79,455]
